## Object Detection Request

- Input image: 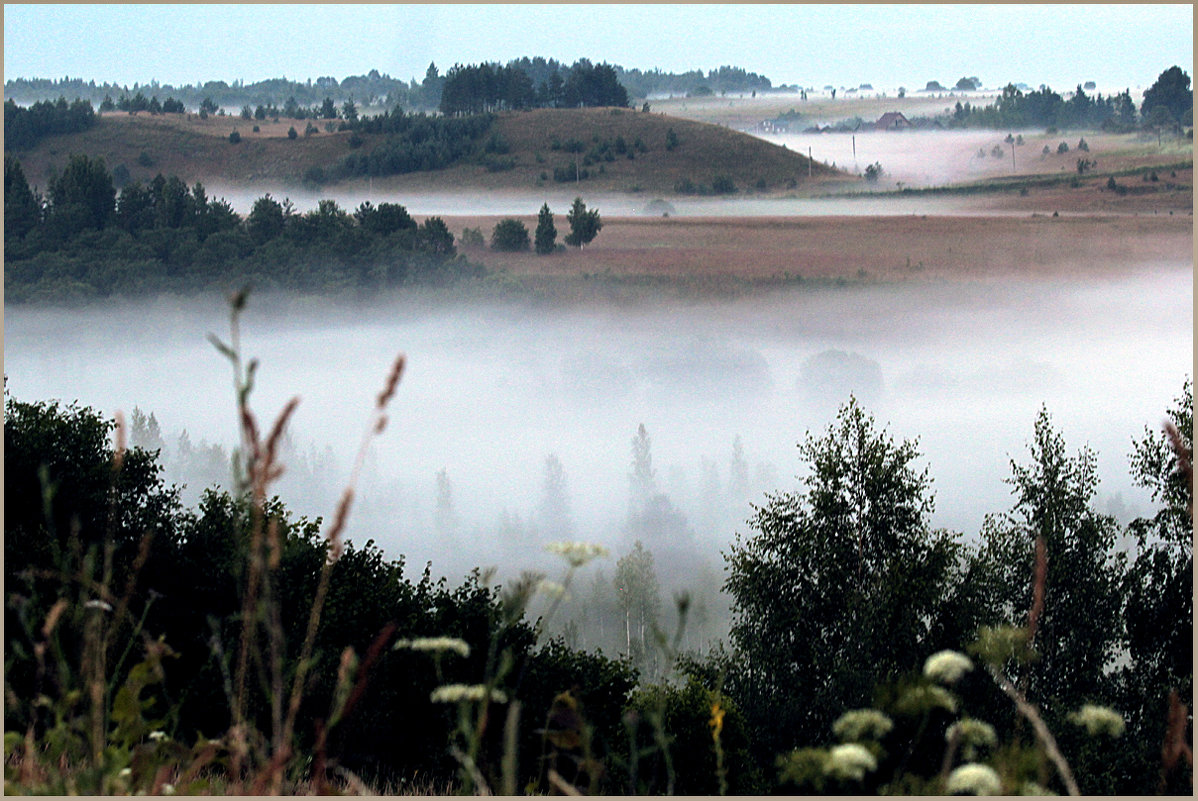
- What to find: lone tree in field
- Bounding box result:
[534,203,557,254]
[565,196,602,249]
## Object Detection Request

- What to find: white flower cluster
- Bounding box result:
[393,637,471,658]
[429,684,508,704]
[832,708,894,742]
[545,541,610,568]
[537,580,569,599]
[946,763,1001,795]
[924,649,974,684]
[825,743,877,781]
[946,718,997,749]
[1068,704,1125,738]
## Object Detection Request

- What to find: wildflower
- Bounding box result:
[825,743,876,781]
[118,768,132,778]
[161,783,176,795]
[84,599,113,612]
[147,730,167,742]
[537,579,569,599]
[832,708,893,742]
[924,650,974,684]
[946,763,1001,795]
[393,637,470,658]
[946,718,997,749]
[1068,704,1125,738]
[896,684,958,715]
[709,700,726,739]
[430,684,508,704]
[544,541,610,568]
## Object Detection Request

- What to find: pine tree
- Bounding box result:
[534,202,557,254]
[564,196,601,249]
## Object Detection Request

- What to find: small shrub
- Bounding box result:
[348,132,364,148]
[459,227,485,248]
[228,130,241,144]
[863,162,883,182]
[137,151,154,167]
[252,125,260,133]
[1077,137,1089,152]
[288,126,298,140]
[1058,141,1069,154]
[303,165,325,185]
[490,218,531,252]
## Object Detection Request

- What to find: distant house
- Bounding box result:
[875,111,911,131]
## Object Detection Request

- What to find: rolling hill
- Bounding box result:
[7,106,846,197]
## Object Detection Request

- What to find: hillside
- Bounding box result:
[7,107,844,197]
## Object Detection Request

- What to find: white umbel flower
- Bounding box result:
[946,763,1002,795]
[946,718,998,748]
[924,650,974,684]
[1068,704,1125,738]
[545,541,610,567]
[832,708,893,742]
[393,636,471,658]
[430,684,508,704]
[825,743,877,781]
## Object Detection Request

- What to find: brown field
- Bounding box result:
[446,209,1192,289]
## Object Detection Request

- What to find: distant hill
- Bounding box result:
[9,106,843,196]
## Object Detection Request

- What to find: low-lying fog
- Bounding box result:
[4,268,1190,648]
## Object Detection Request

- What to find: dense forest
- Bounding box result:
[3,154,479,302]
[4,357,1192,793]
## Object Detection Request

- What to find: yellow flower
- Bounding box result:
[709,700,726,740]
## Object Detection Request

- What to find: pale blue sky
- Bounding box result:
[4,4,1193,91]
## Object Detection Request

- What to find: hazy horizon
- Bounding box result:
[4,5,1192,93]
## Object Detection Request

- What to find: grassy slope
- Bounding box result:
[8,107,843,196]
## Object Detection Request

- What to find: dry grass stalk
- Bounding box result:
[279,351,406,780]
[989,666,1080,796]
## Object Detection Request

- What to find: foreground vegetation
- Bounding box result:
[4,291,1192,793]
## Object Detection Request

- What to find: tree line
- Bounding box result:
[945,67,1192,132]
[4,97,97,150]
[3,356,1190,792]
[3,153,478,302]
[4,60,779,118]
[439,59,629,115]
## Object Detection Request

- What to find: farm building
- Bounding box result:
[875,111,912,131]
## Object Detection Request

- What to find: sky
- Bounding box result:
[3,4,1193,92]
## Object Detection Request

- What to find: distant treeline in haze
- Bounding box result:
[3,58,776,116]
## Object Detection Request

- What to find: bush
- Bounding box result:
[711,175,737,194]
[1058,141,1070,153]
[459,227,485,248]
[252,125,260,133]
[490,218,531,251]
[863,162,883,182]
[228,130,241,144]
[288,126,298,140]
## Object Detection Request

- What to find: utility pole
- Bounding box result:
[808,146,813,178]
